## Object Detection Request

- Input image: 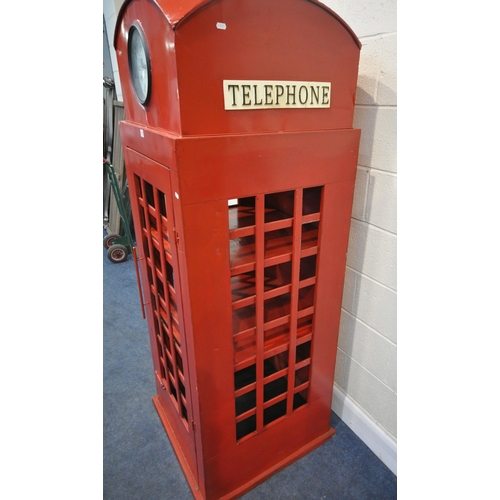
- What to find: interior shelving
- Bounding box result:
[229,187,323,441]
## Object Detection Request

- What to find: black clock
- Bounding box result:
[128,24,151,105]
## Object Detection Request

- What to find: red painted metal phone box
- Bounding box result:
[114,1,361,498]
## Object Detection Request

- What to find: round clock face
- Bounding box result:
[128,25,151,104]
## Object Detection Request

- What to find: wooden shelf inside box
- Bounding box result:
[159,305,181,347]
[231,270,293,309]
[228,204,295,231]
[233,312,314,369]
[231,272,317,310]
[229,205,255,231]
[231,280,315,334]
[229,223,319,276]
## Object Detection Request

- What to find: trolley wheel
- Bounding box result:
[103,233,120,249]
[107,244,128,263]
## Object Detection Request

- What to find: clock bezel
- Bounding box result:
[127,23,151,106]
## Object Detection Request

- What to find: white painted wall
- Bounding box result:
[320,0,397,475]
[104,0,397,475]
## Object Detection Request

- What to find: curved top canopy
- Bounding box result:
[114,0,361,48]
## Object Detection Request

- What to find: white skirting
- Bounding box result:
[332,384,397,475]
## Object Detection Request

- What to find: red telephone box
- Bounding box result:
[114,1,361,498]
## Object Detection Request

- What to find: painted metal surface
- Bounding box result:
[114,1,361,499]
[114,0,360,135]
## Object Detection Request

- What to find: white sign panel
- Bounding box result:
[223,80,331,110]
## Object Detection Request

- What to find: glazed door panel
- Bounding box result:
[124,148,198,483]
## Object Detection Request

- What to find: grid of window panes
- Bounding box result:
[228,187,322,441]
[134,174,190,427]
